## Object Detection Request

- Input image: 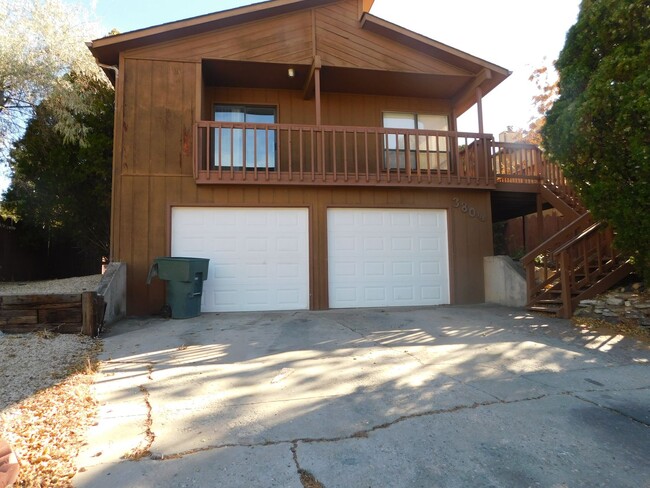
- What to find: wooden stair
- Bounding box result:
[522,179,632,318]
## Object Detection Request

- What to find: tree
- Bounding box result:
[0,0,106,147]
[2,73,114,260]
[542,0,650,279]
[510,63,560,145]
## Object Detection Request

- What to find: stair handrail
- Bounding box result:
[521,212,592,266]
[554,220,617,318]
[552,220,606,257]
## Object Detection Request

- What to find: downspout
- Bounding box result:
[95,61,119,264]
[97,63,119,83]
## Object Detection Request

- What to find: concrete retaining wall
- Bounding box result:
[97,262,127,326]
[484,256,527,308]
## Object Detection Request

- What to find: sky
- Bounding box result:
[86,0,582,135]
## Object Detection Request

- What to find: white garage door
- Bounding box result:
[328,208,450,308]
[171,207,309,312]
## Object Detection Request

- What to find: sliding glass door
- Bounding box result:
[214,105,277,169]
[383,112,449,171]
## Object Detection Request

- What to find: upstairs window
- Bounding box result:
[213,105,277,169]
[383,112,449,171]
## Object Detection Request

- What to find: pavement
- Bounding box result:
[73,305,650,488]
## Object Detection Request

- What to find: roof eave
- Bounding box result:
[88,0,338,66]
[360,12,511,112]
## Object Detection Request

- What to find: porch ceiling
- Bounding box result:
[203,59,473,105]
[491,190,552,223]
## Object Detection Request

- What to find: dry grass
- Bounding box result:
[0,339,101,487]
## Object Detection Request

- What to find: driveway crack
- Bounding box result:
[568,391,650,427]
[121,363,156,461]
[292,441,326,488]
[149,393,562,461]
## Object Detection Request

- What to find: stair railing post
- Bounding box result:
[525,260,536,305]
[559,250,573,319]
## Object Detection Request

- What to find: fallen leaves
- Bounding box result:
[0,335,100,487]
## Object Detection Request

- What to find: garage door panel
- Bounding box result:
[421,286,440,300]
[328,208,450,308]
[172,207,309,313]
[392,262,413,276]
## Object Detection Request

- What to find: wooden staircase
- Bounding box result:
[521,176,633,319]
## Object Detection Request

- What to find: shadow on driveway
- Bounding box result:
[74,305,650,488]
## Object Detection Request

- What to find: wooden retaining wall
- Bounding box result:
[0,292,104,337]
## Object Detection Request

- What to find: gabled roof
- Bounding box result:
[89,0,339,66]
[88,0,510,113]
[359,13,510,112]
[360,13,508,81]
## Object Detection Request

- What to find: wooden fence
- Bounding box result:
[0,291,104,337]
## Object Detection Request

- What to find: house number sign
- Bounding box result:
[452,197,486,222]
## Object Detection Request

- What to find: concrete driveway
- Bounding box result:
[73,305,650,488]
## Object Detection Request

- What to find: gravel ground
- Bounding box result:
[0,274,102,296]
[0,333,96,410]
[0,274,103,408]
[0,333,100,487]
[0,275,103,486]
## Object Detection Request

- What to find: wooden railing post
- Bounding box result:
[525,261,537,305]
[81,291,103,337]
[559,250,573,318]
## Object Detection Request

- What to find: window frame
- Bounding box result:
[212,104,278,170]
[382,111,450,172]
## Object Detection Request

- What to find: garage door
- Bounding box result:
[171,207,309,312]
[327,208,450,308]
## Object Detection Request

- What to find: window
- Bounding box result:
[213,105,277,169]
[383,112,449,171]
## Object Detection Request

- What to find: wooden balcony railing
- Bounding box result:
[193,121,569,190]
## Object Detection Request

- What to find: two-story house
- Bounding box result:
[88,0,630,317]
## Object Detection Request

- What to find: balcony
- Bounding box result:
[194,121,566,190]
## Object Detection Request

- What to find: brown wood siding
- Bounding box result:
[114,59,197,311]
[121,0,470,78]
[114,61,487,316]
[203,86,451,127]
[116,180,492,315]
[125,10,314,64]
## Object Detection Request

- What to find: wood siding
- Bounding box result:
[126,9,314,64]
[203,86,451,127]
[120,183,492,315]
[124,0,470,77]
[111,0,497,315]
[314,1,469,74]
[114,57,491,315]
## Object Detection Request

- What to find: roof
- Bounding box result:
[89,0,339,66]
[88,0,509,113]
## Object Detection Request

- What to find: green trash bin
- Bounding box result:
[147,257,210,319]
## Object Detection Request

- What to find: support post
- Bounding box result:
[302,56,322,126]
[314,68,322,126]
[476,86,484,134]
